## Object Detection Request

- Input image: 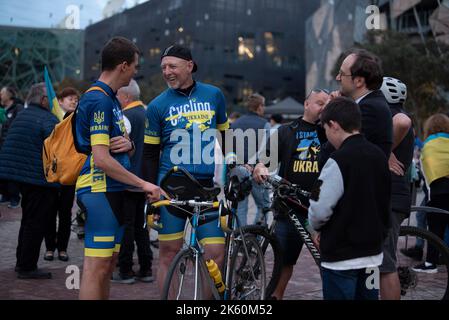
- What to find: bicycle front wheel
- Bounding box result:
[228,234,266,300]
[161,248,211,300]
[240,224,283,298]
[397,226,449,300]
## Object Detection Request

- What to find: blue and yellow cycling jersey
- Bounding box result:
[75,81,130,195]
[144,81,229,179]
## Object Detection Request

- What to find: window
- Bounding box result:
[237,34,255,60]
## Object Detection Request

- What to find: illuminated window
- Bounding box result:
[237,35,255,60]
[264,32,285,67]
[149,48,161,57]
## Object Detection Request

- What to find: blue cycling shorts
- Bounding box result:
[78,192,125,258]
[157,174,225,245]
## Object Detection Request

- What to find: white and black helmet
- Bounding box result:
[381,77,407,104]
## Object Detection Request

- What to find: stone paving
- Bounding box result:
[0,192,433,300]
[0,196,323,300]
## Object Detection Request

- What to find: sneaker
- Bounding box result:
[136,270,154,283]
[400,246,423,261]
[111,272,135,284]
[8,200,20,209]
[411,262,437,274]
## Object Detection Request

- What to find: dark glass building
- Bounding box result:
[0,26,83,96]
[84,0,319,106]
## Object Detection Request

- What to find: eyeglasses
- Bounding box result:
[337,70,352,77]
[306,88,330,100]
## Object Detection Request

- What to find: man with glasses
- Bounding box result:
[331,48,392,158]
[253,88,329,299]
[327,48,394,299]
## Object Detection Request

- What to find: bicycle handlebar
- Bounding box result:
[266,174,311,198]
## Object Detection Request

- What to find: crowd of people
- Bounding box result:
[0,36,448,301]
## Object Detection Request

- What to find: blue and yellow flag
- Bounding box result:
[44,66,65,122]
[421,133,449,186]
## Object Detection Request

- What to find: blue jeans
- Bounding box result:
[321,267,379,300]
[236,180,271,227]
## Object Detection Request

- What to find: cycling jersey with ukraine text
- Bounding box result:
[144,81,229,180]
[75,81,130,195]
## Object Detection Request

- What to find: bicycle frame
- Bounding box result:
[266,175,321,266]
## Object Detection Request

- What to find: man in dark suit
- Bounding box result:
[333,49,392,158]
[329,49,397,300]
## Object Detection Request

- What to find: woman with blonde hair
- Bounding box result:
[412,113,449,273]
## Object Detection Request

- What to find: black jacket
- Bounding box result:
[0,99,24,149]
[319,90,393,169]
[0,103,59,186]
[358,90,393,159]
[309,135,391,262]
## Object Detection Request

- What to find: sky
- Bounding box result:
[0,0,149,29]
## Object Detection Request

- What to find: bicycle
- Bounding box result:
[146,166,266,300]
[245,173,449,300]
[396,206,449,300]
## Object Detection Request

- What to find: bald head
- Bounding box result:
[117,79,140,108]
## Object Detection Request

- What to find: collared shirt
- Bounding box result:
[75,80,130,195]
[355,91,373,104]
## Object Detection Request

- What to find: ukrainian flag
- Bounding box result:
[44,66,65,122]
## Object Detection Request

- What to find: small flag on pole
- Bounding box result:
[44,66,65,122]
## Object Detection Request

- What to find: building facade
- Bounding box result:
[84,0,319,106]
[0,26,83,96]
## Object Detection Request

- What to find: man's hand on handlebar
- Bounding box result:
[142,181,163,202]
[253,163,269,184]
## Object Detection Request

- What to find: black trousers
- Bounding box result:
[118,191,153,274]
[16,183,58,271]
[44,185,75,252]
[0,179,20,203]
[426,193,449,264]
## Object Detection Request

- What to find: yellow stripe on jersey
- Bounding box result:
[217,120,230,131]
[144,135,161,144]
[91,133,110,146]
[91,154,107,193]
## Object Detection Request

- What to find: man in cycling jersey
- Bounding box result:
[142,44,229,295]
[253,88,329,299]
[75,37,160,300]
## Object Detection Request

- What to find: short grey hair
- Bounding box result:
[118,79,140,100]
[26,82,47,105]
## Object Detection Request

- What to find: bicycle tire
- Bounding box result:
[398,226,449,300]
[161,248,210,300]
[228,234,266,300]
[239,224,283,298]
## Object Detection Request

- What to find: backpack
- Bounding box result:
[42,86,108,185]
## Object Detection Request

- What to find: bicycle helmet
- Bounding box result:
[381,77,407,104]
